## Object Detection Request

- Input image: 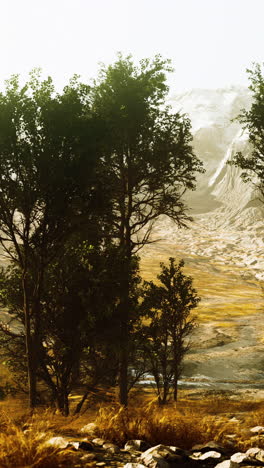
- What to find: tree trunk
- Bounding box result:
[23,273,37,409]
[173,378,178,402]
[118,254,130,406]
[119,330,128,406]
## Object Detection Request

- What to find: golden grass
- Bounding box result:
[0,393,264,464]
[91,396,264,451]
[140,245,263,322]
[0,409,95,467]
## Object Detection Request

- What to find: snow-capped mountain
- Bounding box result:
[167,87,264,281]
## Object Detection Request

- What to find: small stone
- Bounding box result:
[81,453,96,461]
[250,426,264,434]
[45,436,69,449]
[103,442,120,453]
[92,438,106,446]
[199,450,222,460]
[215,461,239,468]
[81,422,97,433]
[123,464,148,468]
[246,447,264,462]
[96,463,106,467]
[230,452,248,464]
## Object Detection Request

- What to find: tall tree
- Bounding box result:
[141,258,200,404]
[92,55,204,405]
[231,63,264,198]
[0,70,97,408]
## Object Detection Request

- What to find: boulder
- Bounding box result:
[140,444,186,468]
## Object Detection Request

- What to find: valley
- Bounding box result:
[141,86,264,388]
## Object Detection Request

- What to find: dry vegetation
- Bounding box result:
[93,394,264,451]
[0,391,264,466]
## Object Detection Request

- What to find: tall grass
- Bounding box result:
[0,394,264,465]
[0,410,95,467]
[93,400,241,449]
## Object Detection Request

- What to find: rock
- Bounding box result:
[69,441,79,450]
[215,461,239,468]
[199,450,222,460]
[230,452,248,464]
[140,444,185,468]
[92,438,106,446]
[246,447,264,462]
[125,440,151,452]
[79,440,94,451]
[191,441,226,454]
[80,422,97,434]
[250,426,264,434]
[45,436,69,449]
[123,464,148,468]
[102,442,120,454]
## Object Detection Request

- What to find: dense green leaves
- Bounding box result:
[0,56,203,410]
[231,63,264,197]
[141,258,200,404]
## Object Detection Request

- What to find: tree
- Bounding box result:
[231,63,264,197]
[141,258,200,405]
[91,54,204,405]
[0,70,97,408]
[0,240,122,414]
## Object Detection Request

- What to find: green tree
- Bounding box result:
[141,258,200,405]
[231,63,264,197]
[91,55,204,405]
[0,70,97,408]
[0,241,122,414]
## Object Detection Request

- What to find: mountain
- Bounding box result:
[168,86,264,282]
[141,86,264,390]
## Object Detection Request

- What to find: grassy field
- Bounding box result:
[140,242,263,323]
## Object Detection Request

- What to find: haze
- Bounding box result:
[1,0,263,92]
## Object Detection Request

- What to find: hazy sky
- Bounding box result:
[1,0,263,93]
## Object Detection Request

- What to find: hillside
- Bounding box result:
[141,86,264,389]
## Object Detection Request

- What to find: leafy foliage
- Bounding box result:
[231,63,264,197]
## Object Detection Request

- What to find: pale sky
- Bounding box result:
[0,0,263,93]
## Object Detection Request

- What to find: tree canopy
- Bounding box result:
[231,63,264,198]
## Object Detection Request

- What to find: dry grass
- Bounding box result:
[0,393,264,465]
[0,408,95,468]
[93,402,239,449]
[92,396,264,451]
